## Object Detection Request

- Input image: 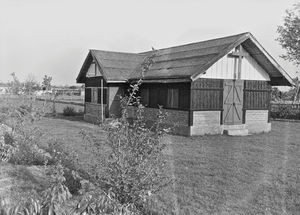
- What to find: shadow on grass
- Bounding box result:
[44,113,84,122]
[7,165,49,197]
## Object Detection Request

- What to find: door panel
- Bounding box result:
[223,80,244,125]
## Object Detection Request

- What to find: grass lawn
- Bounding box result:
[33,117,300,215]
[167,122,300,214]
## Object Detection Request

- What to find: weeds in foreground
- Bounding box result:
[0,51,175,214]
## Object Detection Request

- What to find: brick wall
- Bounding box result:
[127,107,190,135]
[138,107,189,126]
[84,103,106,123]
[193,111,220,126]
[190,111,222,135]
[245,110,268,123]
[245,110,271,133]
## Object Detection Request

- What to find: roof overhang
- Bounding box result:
[191,33,295,86]
[129,77,191,84]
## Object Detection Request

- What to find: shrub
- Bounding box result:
[0,100,49,165]
[271,105,300,120]
[1,52,172,214]
[78,84,172,213]
[43,140,82,194]
[63,106,77,116]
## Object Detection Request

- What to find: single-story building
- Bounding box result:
[76,32,294,136]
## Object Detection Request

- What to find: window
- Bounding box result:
[141,88,149,106]
[179,88,189,110]
[149,87,158,108]
[158,87,167,108]
[91,88,98,103]
[167,88,179,109]
[97,88,107,105]
[85,88,91,102]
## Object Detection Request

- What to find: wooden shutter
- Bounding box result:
[149,87,158,108]
[244,80,271,110]
[141,88,149,106]
[167,88,179,108]
[85,88,91,102]
[179,88,190,110]
[98,88,107,105]
[191,79,223,110]
[158,87,167,108]
[91,88,97,103]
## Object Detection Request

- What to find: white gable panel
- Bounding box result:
[241,51,270,80]
[86,62,102,77]
[200,48,270,81]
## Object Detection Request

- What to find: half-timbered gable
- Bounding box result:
[77,32,294,135]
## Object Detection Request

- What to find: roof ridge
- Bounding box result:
[139,32,250,54]
[90,49,144,56]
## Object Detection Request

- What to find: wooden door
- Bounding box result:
[223,80,244,125]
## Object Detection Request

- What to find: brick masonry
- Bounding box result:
[191,111,222,135]
[140,108,189,126]
[245,110,271,133]
[84,103,105,124]
[127,107,190,135]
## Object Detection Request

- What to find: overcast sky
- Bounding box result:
[0,0,299,85]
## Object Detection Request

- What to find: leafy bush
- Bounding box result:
[1,52,172,214]
[43,140,82,194]
[0,100,49,165]
[78,84,172,213]
[0,163,73,215]
[63,106,77,116]
[8,126,51,166]
[271,105,300,120]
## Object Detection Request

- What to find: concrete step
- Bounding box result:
[223,124,247,130]
[223,128,249,136]
[223,124,249,136]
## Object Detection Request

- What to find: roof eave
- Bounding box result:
[246,34,295,86]
[190,33,251,81]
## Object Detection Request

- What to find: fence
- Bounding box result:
[35,98,84,114]
[271,103,300,111]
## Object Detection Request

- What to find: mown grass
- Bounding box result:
[34,118,300,214]
[167,122,300,214]
[0,94,299,214]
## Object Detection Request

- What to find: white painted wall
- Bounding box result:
[86,62,102,77]
[200,47,270,81]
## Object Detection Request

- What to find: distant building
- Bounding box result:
[0,83,9,94]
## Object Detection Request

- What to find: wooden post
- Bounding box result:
[237,45,243,79]
[101,79,104,123]
[228,45,248,80]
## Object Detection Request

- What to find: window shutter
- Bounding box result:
[179,88,189,110]
[167,88,179,108]
[97,88,107,105]
[85,88,91,102]
[149,87,158,108]
[141,88,149,106]
[158,87,167,108]
[92,88,98,103]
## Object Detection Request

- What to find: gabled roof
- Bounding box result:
[76,32,294,86]
[76,50,146,83]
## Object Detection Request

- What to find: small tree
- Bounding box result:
[8,72,22,94]
[79,52,173,213]
[24,74,40,94]
[42,75,52,91]
[277,3,300,67]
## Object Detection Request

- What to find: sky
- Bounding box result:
[0,0,299,86]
